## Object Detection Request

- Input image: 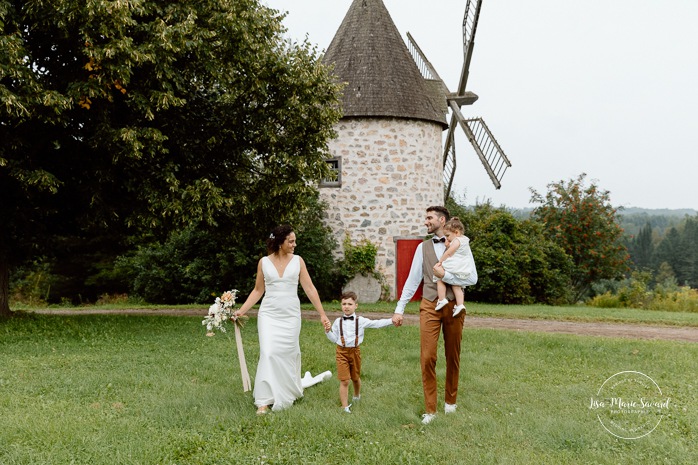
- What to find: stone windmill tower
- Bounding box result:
[319,0,509,300]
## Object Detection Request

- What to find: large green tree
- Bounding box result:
[530,174,629,302]
[0,0,342,315]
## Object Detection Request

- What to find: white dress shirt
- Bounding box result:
[326,313,393,347]
[394,237,456,314]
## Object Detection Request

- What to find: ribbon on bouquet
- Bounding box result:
[233,321,252,392]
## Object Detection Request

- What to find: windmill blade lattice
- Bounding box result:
[460,116,511,190]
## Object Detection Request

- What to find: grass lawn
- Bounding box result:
[309,301,698,327]
[1,313,696,464]
[18,298,698,327]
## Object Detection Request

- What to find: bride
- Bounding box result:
[234,225,331,415]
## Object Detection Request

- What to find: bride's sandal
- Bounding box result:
[256,405,271,415]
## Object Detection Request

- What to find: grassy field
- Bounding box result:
[1,312,696,464]
[15,299,698,327]
[318,301,698,327]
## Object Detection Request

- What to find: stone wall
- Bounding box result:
[320,117,444,299]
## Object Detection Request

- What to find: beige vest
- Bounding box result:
[421,239,455,301]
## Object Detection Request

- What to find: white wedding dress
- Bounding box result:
[254,255,304,411]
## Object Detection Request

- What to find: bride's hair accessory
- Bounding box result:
[269,233,275,239]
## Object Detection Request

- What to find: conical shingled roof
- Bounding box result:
[324,0,447,127]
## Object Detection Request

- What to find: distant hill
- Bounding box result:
[618,208,696,237]
[508,207,697,218]
[504,207,696,237]
[620,207,697,217]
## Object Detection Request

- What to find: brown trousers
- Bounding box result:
[420,297,465,414]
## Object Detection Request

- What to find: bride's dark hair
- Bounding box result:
[266,224,294,254]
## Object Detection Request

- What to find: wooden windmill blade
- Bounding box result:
[408,0,512,198]
[457,0,483,95]
[456,113,511,190]
[448,0,512,195]
[407,33,477,195]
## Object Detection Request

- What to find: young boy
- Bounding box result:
[325,291,394,413]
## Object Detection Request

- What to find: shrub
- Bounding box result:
[116,227,223,304]
[587,292,623,308]
[648,287,698,312]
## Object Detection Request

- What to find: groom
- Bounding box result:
[392,206,465,425]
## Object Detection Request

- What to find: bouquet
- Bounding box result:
[202,290,241,336]
[202,290,251,392]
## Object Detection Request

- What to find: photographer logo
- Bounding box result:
[589,371,670,439]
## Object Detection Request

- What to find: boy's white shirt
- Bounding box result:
[326,313,393,347]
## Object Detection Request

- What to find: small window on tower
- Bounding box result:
[320,157,341,187]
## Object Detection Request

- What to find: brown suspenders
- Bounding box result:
[339,317,359,347]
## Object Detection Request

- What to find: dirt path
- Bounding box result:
[33,308,698,343]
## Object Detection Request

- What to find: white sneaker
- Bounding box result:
[434,299,449,311]
[445,403,457,414]
[343,404,352,413]
[421,413,436,425]
[352,395,361,403]
[453,304,465,317]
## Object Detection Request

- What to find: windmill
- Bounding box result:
[407,0,511,199]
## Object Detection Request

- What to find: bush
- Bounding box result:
[116,227,223,304]
[648,287,698,312]
[587,292,623,308]
[9,260,54,306]
[587,272,698,312]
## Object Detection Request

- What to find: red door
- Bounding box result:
[395,237,424,301]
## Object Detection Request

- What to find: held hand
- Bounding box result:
[233,310,243,319]
[392,313,403,327]
[321,315,331,332]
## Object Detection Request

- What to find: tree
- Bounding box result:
[676,216,698,288]
[530,174,629,302]
[0,0,342,316]
[629,222,654,270]
[653,227,682,285]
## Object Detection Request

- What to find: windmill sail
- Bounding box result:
[407,0,511,199]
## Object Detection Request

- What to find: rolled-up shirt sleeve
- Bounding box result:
[394,243,424,314]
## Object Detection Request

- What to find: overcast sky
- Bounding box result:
[263,0,698,210]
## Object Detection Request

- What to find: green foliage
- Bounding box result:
[333,235,389,299]
[8,259,54,306]
[293,196,341,300]
[628,222,654,270]
[447,199,573,305]
[588,271,698,312]
[623,214,698,291]
[530,173,629,302]
[115,227,223,304]
[339,236,379,279]
[115,193,341,304]
[0,0,342,315]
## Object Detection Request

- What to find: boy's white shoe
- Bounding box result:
[434,299,449,311]
[421,413,436,425]
[343,404,352,413]
[445,403,457,414]
[453,304,466,317]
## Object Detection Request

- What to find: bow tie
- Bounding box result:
[432,237,445,243]
[343,315,355,320]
